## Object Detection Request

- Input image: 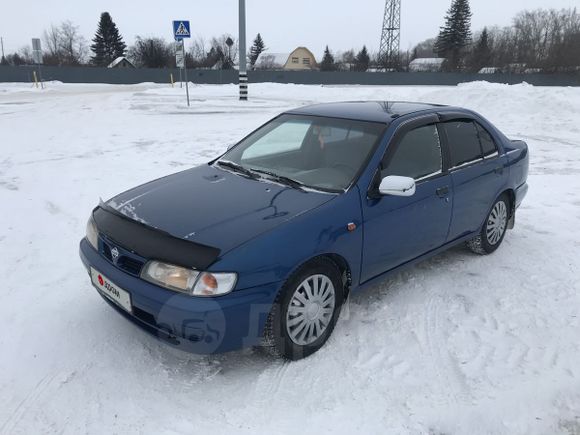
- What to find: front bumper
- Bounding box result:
[79,239,280,354]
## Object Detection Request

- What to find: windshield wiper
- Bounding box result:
[249,168,307,191]
[216,160,258,179]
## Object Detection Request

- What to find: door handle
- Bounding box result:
[436,186,449,198]
[494,166,504,175]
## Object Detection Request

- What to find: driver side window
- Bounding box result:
[383,124,442,180]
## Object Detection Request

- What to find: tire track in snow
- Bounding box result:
[0,373,58,435]
[247,359,291,406]
[424,294,471,405]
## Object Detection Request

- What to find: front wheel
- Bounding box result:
[467,194,510,255]
[263,258,344,360]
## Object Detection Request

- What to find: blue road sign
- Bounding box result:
[173,21,191,40]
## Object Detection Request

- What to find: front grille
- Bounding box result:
[118,256,144,275]
[103,243,113,261]
[99,238,146,277]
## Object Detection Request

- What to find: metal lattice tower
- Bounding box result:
[378,0,401,70]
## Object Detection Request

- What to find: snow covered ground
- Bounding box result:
[1,81,579,435]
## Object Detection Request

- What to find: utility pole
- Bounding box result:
[238,0,248,100]
[1,37,5,61]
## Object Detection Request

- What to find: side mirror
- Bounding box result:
[378,175,416,197]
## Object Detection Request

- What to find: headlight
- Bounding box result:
[141,261,200,294]
[140,261,236,297]
[86,216,99,250]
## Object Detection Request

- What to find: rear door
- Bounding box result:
[361,116,453,283]
[439,117,508,241]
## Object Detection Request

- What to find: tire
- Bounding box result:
[263,257,344,360]
[467,193,510,255]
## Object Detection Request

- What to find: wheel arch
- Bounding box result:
[285,253,353,295]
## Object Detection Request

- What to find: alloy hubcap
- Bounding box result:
[486,200,508,245]
[286,274,336,346]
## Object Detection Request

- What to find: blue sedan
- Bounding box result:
[80,101,529,360]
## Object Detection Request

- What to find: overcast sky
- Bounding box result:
[1,0,579,57]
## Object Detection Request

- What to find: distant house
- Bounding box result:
[108,57,135,69]
[409,58,445,72]
[504,63,528,74]
[478,67,501,74]
[255,47,318,71]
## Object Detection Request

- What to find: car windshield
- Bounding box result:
[218,114,385,192]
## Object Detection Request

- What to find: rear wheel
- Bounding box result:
[264,258,344,360]
[467,194,510,255]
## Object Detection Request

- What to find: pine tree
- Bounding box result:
[249,33,266,68]
[320,46,335,71]
[354,46,370,72]
[435,0,472,71]
[466,27,493,72]
[91,12,127,66]
[475,28,492,66]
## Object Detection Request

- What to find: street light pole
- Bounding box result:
[238,0,248,100]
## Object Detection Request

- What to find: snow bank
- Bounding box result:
[1,82,579,435]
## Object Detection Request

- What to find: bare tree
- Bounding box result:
[42,21,88,65]
[128,37,173,68]
[253,54,279,70]
[59,21,88,65]
[19,46,33,64]
[189,36,207,67]
[399,49,413,71]
[43,24,62,65]
[486,26,516,69]
[543,8,580,71]
[337,49,356,71]
[4,46,33,65]
[485,9,577,70]
[411,38,437,59]
[210,34,238,69]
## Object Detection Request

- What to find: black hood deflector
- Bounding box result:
[93,205,221,270]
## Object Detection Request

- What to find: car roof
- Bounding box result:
[285,101,450,124]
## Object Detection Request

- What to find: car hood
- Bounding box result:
[107,164,335,255]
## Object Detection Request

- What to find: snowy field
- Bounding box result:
[1,81,580,435]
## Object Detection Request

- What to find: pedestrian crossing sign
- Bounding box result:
[173,21,191,40]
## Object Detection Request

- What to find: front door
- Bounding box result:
[361,120,453,283]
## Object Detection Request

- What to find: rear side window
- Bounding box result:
[384,124,442,180]
[476,123,498,157]
[443,121,483,167]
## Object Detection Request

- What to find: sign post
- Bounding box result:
[172,20,191,106]
[175,41,184,88]
[31,38,44,89]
